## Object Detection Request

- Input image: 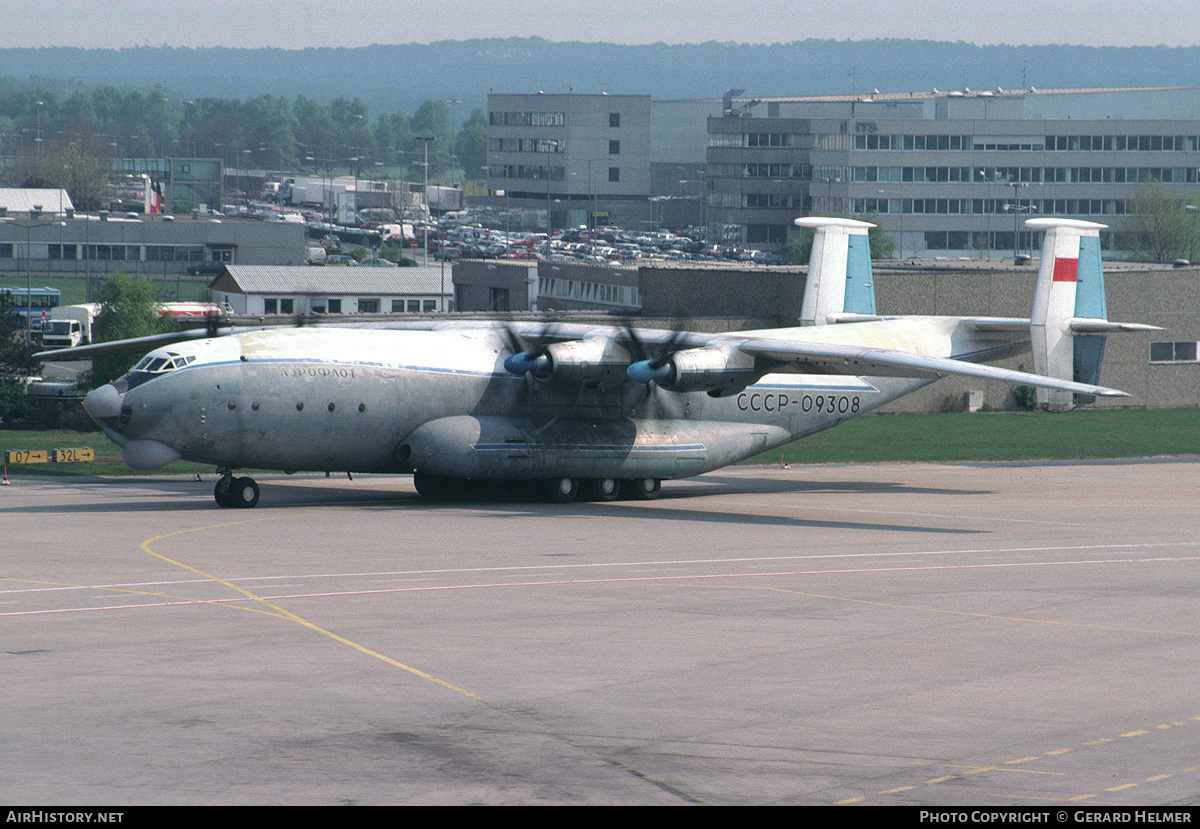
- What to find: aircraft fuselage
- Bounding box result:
[89,326,928,482]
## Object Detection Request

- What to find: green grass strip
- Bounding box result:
[4,408,1200,478]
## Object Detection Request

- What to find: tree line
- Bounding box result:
[0,78,487,207]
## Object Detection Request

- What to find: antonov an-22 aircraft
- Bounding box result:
[45,217,1152,508]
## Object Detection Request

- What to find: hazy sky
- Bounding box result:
[8,0,1196,48]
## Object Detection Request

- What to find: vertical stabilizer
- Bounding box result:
[795,217,877,325]
[1027,218,1107,412]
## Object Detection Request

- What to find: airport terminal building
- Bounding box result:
[485,87,1200,256]
[706,86,1200,255]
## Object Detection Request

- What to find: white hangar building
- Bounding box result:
[209,264,454,316]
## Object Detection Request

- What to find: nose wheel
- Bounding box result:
[214,472,260,508]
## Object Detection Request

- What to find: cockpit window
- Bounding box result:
[133,352,196,374]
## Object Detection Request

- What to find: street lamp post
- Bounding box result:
[416,137,435,266]
[1186,204,1198,264]
[1004,202,1037,259]
[1008,181,1029,259]
[544,140,555,260]
[877,188,903,260]
[14,219,58,337]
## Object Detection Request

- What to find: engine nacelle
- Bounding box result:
[535,338,631,387]
[654,346,762,396]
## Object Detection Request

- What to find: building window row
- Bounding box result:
[489,111,566,127]
[539,276,639,307]
[746,224,790,244]
[893,197,1128,216]
[488,138,567,154]
[390,299,438,312]
[13,244,209,262]
[747,132,796,148]
[740,163,812,179]
[852,165,1200,184]
[852,133,1200,152]
[1046,135,1200,152]
[489,164,566,182]
[746,193,804,209]
[854,134,971,151]
[1150,341,1199,363]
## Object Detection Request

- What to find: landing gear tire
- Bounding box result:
[214,474,259,508]
[413,470,448,499]
[622,477,661,500]
[582,477,620,502]
[546,477,580,503]
[231,476,260,509]
[214,476,234,508]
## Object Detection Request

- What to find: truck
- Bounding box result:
[42,304,99,349]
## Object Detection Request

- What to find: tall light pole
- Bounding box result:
[35,100,43,163]
[544,139,555,260]
[14,219,58,337]
[978,169,1003,259]
[1004,202,1037,259]
[1186,204,1198,264]
[877,188,903,259]
[446,99,460,174]
[416,136,435,266]
[1007,181,1029,259]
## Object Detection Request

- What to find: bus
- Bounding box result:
[1,286,62,337]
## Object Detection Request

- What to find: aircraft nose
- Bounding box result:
[82,383,124,421]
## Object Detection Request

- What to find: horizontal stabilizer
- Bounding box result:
[827,312,886,324]
[962,317,1032,333]
[737,337,1129,398]
[1065,318,1160,334]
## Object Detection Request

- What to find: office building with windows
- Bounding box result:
[706,87,1200,255]
[0,207,308,304]
[485,93,655,232]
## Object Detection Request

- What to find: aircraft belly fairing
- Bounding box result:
[401,414,791,480]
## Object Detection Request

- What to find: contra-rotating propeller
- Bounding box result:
[621,320,686,387]
[501,322,560,378]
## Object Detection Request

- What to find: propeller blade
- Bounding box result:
[622,320,685,386]
[500,321,557,377]
[649,328,686,369]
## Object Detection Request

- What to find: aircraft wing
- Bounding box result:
[736,336,1130,398]
[36,326,239,361]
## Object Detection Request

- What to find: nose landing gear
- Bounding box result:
[214,470,260,508]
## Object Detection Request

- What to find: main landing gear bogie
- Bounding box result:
[411,471,661,503]
[547,476,661,503]
[214,472,260,508]
[551,476,660,502]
